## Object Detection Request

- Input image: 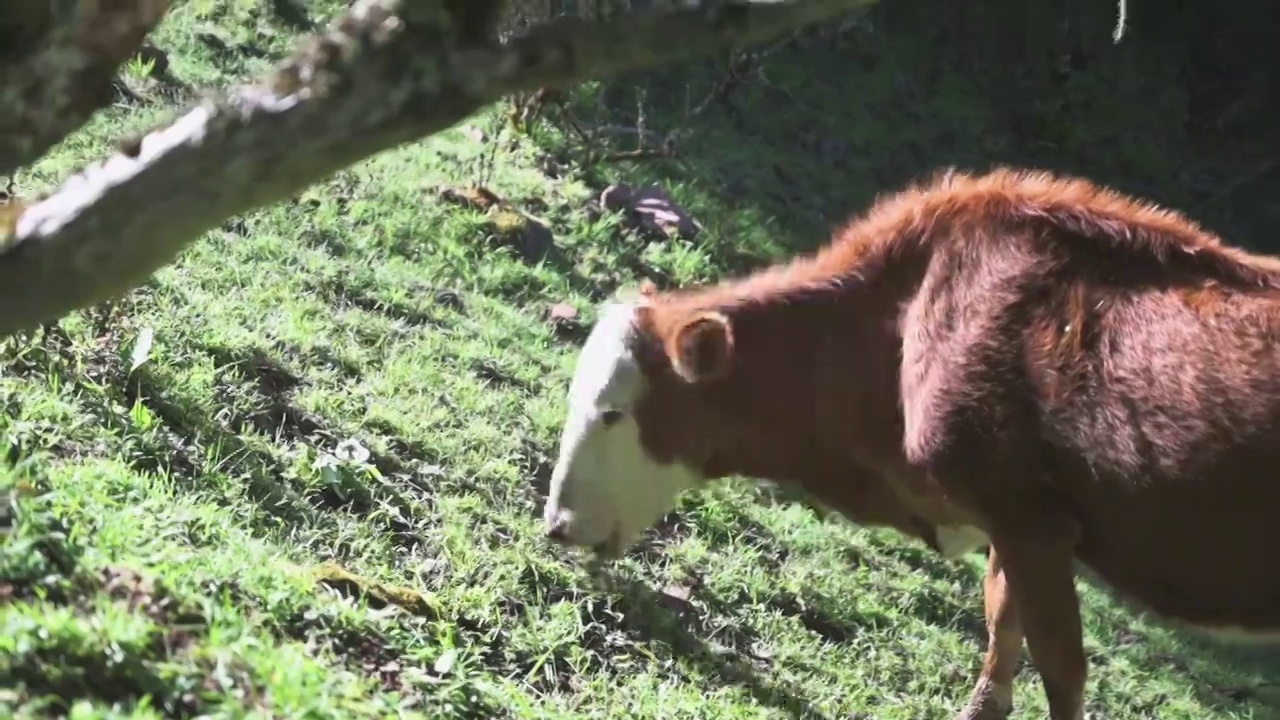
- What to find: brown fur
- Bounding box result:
[621,167,1280,720]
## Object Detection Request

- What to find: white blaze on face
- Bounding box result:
[542,301,703,558]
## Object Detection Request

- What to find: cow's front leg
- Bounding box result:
[924,456,1086,720]
[989,515,1086,720]
[955,545,1022,720]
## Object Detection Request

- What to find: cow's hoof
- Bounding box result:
[953,683,1013,720]
[953,706,1011,720]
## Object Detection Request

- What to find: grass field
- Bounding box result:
[3,2,1279,719]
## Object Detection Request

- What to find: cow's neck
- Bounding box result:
[689,269,914,494]
[636,220,935,506]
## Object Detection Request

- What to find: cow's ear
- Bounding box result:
[667,311,733,383]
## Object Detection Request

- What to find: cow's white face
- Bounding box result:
[541,301,702,559]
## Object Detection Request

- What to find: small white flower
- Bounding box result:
[311,452,341,486]
[311,452,340,471]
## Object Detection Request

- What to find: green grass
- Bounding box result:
[3,2,1279,718]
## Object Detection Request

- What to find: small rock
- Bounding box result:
[547,303,578,322]
[546,303,585,341]
[631,184,703,240]
[600,182,702,241]
[656,582,696,613]
[661,583,692,602]
[600,184,634,213]
[436,185,563,265]
[461,125,487,143]
[485,209,555,263]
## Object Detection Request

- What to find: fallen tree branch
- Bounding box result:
[0,0,877,338]
[0,0,171,178]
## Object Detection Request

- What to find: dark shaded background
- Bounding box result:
[558,0,1280,259]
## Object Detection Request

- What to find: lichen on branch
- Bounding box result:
[0,0,171,178]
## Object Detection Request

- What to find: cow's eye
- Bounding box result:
[600,409,624,427]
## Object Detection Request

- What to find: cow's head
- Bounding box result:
[540,283,739,559]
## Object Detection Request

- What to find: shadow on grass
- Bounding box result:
[0,472,247,716]
[10,324,438,552]
[607,573,839,720]
[1082,596,1280,715]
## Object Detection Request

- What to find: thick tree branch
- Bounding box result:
[1,0,170,178]
[0,0,877,338]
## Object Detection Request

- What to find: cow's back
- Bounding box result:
[1026,280,1280,634]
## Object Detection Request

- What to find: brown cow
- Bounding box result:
[540,166,1280,720]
